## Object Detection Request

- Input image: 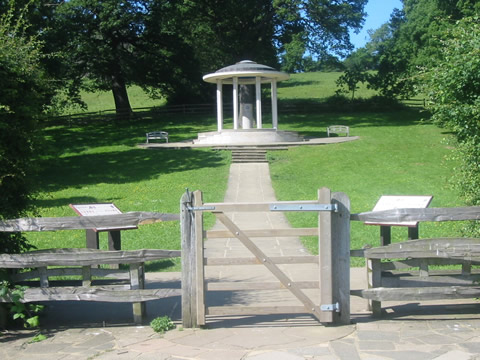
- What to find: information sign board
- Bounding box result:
[365,195,433,227]
[69,203,137,231]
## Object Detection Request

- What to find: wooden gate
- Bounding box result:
[181,188,350,327]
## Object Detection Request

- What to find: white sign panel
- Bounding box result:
[69,203,137,231]
[365,195,433,227]
[70,203,122,217]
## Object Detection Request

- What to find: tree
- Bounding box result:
[419,17,480,232]
[275,0,368,72]
[0,6,55,253]
[365,0,478,98]
[178,0,279,75]
[51,0,150,117]
[180,0,367,74]
[9,0,369,111]
[336,68,367,100]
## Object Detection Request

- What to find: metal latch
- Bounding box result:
[320,302,340,312]
[270,203,338,212]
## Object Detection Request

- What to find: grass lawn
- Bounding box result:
[268,110,462,265]
[27,114,230,271]
[24,71,463,269]
[277,71,377,100]
[63,85,166,115]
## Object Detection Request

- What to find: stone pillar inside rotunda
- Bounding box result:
[239,85,254,129]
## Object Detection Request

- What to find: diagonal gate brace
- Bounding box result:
[213,211,322,321]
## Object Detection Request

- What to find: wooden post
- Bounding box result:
[462,260,472,276]
[380,226,391,246]
[108,230,121,250]
[408,226,419,240]
[108,230,121,269]
[82,266,91,287]
[318,188,333,323]
[368,258,382,317]
[130,263,146,324]
[331,191,350,325]
[181,191,197,328]
[86,229,99,249]
[39,267,49,288]
[193,191,206,326]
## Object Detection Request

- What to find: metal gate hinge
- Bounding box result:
[320,302,340,312]
[187,206,216,211]
[270,203,338,212]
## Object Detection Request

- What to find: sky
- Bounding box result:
[349,0,403,49]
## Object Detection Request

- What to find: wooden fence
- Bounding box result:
[0,212,180,324]
[3,200,478,325]
[180,188,351,328]
[350,206,480,316]
[51,98,426,125]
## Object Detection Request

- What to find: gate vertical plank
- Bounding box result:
[318,187,332,323]
[331,192,350,325]
[193,190,206,326]
[181,191,197,328]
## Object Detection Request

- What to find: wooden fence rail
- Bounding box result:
[0,248,181,268]
[0,212,180,232]
[351,206,480,223]
[51,98,425,125]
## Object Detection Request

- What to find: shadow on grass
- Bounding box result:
[277,79,322,88]
[37,147,226,193]
[35,196,102,208]
[42,111,215,155]
[280,108,428,138]
[37,111,226,194]
[145,258,180,272]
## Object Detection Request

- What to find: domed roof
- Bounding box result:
[203,60,289,84]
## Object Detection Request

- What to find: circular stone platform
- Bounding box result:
[194,129,304,145]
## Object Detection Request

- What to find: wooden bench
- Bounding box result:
[327,125,349,137]
[0,248,181,324]
[351,238,480,317]
[146,131,168,143]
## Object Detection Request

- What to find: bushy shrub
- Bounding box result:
[0,7,54,253]
[150,316,175,333]
[419,17,480,234]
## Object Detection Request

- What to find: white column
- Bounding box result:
[216,80,223,132]
[233,77,239,130]
[255,76,262,129]
[271,79,278,129]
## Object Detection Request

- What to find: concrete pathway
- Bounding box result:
[2,163,480,360]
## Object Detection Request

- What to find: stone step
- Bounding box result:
[231,151,266,156]
[232,156,266,161]
[232,159,268,163]
[232,154,267,158]
[231,149,268,163]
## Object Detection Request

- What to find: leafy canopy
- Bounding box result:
[419,16,480,235]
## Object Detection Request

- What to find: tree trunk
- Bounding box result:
[111,71,132,120]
